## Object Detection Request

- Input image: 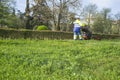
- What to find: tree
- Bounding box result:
[101,8,112,34]
[101,8,111,20]
[31,0,52,29]
[0,0,10,27]
[82,3,98,26]
[92,16,104,33]
[25,0,32,29]
[92,8,112,34]
[15,10,26,29]
[114,12,120,34]
[115,12,120,20]
[47,0,82,31]
[28,0,82,31]
[0,0,18,28]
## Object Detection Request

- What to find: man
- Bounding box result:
[73,17,82,40]
[81,24,92,40]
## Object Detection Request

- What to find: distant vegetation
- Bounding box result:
[0,39,120,80]
[0,0,120,34]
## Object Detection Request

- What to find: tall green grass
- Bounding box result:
[0,39,120,80]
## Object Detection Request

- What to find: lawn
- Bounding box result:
[0,39,120,80]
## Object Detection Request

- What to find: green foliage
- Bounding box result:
[0,2,9,26]
[0,0,19,28]
[92,16,112,34]
[92,17,104,33]
[0,39,120,80]
[92,8,112,34]
[112,25,119,34]
[36,25,48,30]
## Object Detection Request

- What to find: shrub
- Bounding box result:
[36,25,48,31]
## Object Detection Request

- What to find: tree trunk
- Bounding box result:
[57,13,61,30]
[25,0,31,29]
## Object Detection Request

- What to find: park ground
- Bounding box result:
[0,39,120,80]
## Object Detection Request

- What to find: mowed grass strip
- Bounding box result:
[0,39,120,80]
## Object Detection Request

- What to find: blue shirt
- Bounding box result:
[73,19,82,32]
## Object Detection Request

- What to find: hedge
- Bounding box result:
[0,28,120,40]
[0,28,73,40]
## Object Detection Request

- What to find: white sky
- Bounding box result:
[16,0,120,14]
[16,0,26,12]
[87,0,120,14]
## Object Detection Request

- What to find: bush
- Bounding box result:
[36,25,48,31]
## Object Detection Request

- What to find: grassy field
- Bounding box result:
[0,39,120,80]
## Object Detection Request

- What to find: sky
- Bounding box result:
[16,0,26,12]
[87,0,120,14]
[16,0,120,14]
